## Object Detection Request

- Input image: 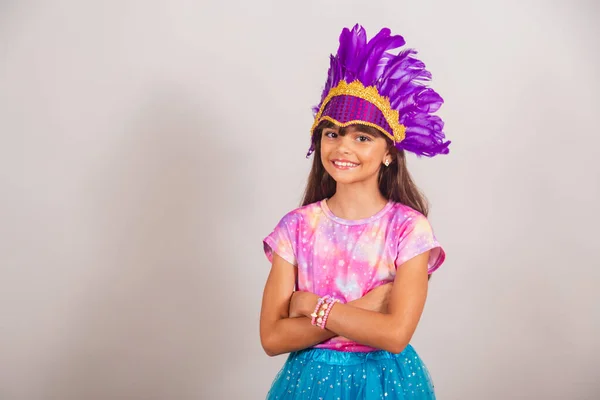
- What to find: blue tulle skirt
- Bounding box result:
[267,345,436,399]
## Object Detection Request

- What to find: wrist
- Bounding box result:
[302,293,320,318]
[310,295,341,329]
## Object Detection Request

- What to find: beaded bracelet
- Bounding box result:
[318,297,340,330]
[310,295,340,329]
[310,295,330,326]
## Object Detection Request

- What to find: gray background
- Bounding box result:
[1,0,599,399]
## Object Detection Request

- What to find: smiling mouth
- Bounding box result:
[332,160,359,169]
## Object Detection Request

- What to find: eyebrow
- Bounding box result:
[325,127,376,137]
[344,129,376,137]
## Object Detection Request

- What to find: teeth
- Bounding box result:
[334,161,358,167]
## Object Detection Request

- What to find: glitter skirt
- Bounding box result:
[267,345,436,399]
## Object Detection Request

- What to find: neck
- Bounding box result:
[327,180,388,220]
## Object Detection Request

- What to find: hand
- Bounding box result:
[289,291,319,319]
[349,283,393,313]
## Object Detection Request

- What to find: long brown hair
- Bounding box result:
[301,121,429,217]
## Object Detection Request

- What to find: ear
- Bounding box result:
[383,147,392,164]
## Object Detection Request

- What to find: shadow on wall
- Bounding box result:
[43,89,239,400]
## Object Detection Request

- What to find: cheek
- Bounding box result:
[320,147,332,168]
[320,142,333,159]
[358,147,385,165]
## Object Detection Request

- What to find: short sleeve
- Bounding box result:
[394,214,445,274]
[263,213,298,266]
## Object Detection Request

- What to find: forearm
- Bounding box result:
[297,292,414,354]
[262,297,379,356]
[262,316,336,356]
[323,304,410,354]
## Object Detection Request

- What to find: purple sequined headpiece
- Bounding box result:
[308,24,450,158]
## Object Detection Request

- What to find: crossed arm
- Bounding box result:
[259,251,430,356]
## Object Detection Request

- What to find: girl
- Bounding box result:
[260,24,450,399]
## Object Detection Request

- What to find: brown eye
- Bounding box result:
[357,135,371,142]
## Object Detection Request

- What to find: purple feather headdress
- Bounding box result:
[308,24,450,158]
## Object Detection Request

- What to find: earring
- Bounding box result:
[384,159,390,167]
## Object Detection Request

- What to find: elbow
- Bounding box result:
[386,341,409,355]
[260,334,282,357]
[384,331,411,355]
[262,345,279,357]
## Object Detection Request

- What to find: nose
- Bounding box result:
[336,135,352,155]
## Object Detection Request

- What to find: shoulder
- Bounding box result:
[388,203,445,272]
[275,201,323,226]
[386,202,434,233]
[387,202,428,223]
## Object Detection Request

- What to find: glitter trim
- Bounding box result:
[314,116,392,139]
[311,80,407,143]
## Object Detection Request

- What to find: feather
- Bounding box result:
[357,29,405,84]
[337,24,367,81]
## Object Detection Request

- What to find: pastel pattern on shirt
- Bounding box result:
[263,200,445,352]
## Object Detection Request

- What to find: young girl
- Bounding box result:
[260,24,450,399]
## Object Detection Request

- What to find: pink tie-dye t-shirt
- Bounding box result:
[263,199,445,352]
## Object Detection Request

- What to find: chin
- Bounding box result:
[328,172,365,185]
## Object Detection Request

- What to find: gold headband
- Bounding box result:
[311,80,407,143]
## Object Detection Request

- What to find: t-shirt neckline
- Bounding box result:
[320,198,394,226]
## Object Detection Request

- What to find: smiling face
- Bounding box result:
[320,124,391,186]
